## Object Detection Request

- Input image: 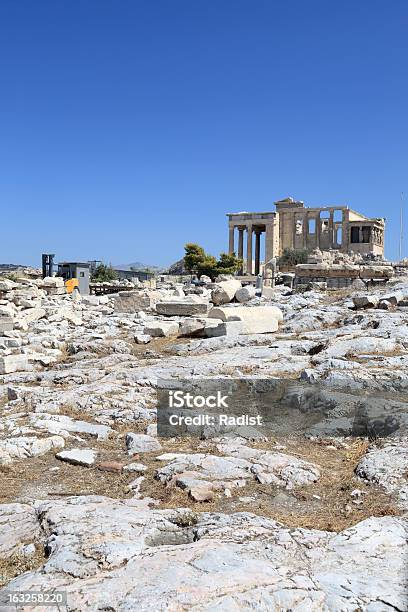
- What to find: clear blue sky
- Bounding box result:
[1,0,407,267]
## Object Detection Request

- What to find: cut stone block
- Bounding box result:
[0,314,13,333]
[208,305,282,334]
[156,300,208,316]
[209,305,283,323]
[179,318,207,337]
[45,287,66,296]
[42,277,65,288]
[0,354,28,374]
[20,307,46,325]
[143,321,179,337]
[113,291,158,313]
[202,320,245,337]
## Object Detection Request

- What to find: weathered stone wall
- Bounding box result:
[294,263,394,289]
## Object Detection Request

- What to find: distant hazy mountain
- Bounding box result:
[0,263,25,269]
[168,258,186,274]
[113,262,167,273]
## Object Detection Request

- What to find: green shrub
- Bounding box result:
[277,248,308,267]
[91,264,117,282]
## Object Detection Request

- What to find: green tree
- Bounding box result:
[183,244,242,280]
[91,263,118,282]
[197,255,218,278]
[184,243,206,274]
[216,252,242,276]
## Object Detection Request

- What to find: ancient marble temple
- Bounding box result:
[227,197,385,274]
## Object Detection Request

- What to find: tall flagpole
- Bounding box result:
[400,192,404,260]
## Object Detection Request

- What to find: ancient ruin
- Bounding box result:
[1,256,408,610]
[228,197,385,274]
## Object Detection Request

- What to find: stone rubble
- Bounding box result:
[155,439,320,499]
[0,273,408,608]
[356,439,408,509]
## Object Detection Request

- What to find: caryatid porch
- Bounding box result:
[227,212,278,275]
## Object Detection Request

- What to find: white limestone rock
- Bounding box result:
[126,433,162,454]
[123,462,147,473]
[0,278,18,291]
[134,333,151,344]
[145,423,157,437]
[113,290,158,313]
[210,304,283,322]
[178,318,206,336]
[15,307,46,329]
[81,295,101,306]
[353,294,380,309]
[313,336,398,361]
[2,497,406,610]
[211,279,242,305]
[61,308,83,326]
[56,448,97,467]
[235,285,256,303]
[42,276,65,288]
[0,435,65,464]
[29,413,112,440]
[0,503,41,559]
[0,313,13,332]
[202,320,245,337]
[218,441,320,488]
[143,321,179,337]
[155,445,319,492]
[356,440,408,509]
[125,476,145,495]
[156,298,208,316]
[351,278,366,290]
[208,305,282,334]
[199,274,212,283]
[0,354,29,374]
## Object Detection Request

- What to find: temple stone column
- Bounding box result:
[229,226,235,254]
[254,229,261,275]
[238,227,245,274]
[302,212,308,248]
[292,212,297,249]
[238,227,244,274]
[246,225,253,275]
[238,228,244,258]
[265,222,275,263]
[342,210,349,252]
[329,211,334,248]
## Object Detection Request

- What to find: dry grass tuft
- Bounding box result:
[0,546,46,588]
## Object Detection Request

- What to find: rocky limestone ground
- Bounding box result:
[0,275,408,610]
